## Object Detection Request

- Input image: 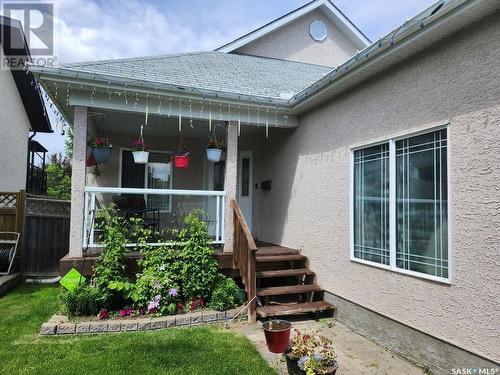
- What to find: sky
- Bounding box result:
[12,0,436,154]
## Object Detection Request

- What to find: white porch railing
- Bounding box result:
[83,186,226,247]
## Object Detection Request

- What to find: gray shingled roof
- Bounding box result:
[60,52,332,102]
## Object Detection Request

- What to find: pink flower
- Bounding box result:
[98,309,109,319]
[119,307,133,317]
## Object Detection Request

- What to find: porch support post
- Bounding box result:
[223,121,238,252]
[68,106,88,257]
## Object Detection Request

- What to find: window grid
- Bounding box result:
[352,129,449,281]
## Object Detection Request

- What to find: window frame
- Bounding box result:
[349,125,451,284]
[118,148,174,213]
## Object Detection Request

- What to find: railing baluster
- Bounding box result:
[83,191,89,247]
[90,193,96,246]
[216,195,220,242]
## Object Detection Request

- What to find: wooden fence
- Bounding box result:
[0,191,26,233]
[0,192,71,276]
[23,197,70,276]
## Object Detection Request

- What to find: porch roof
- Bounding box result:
[35,52,332,105]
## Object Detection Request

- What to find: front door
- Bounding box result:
[237,151,253,232]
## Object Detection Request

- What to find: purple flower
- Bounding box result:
[168,288,178,297]
[154,294,162,303]
[148,300,159,311]
[119,307,132,317]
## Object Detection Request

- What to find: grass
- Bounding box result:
[0,284,274,375]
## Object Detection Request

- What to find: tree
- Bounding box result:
[46,153,72,199]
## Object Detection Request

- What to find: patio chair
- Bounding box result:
[0,232,20,275]
[126,196,160,232]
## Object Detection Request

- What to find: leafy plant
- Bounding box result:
[92,204,130,305]
[108,281,140,303]
[60,283,102,317]
[288,329,337,375]
[210,275,239,311]
[87,135,111,148]
[207,137,225,150]
[46,153,71,199]
[178,211,219,300]
[131,139,149,152]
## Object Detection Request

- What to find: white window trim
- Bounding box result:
[349,125,451,285]
[118,148,174,213]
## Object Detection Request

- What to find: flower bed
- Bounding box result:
[58,208,244,326]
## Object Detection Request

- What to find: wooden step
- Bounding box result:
[256,268,314,279]
[257,284,322,297]
[256,246,299,256]
[256,254,307,263]
[257,301,335,318]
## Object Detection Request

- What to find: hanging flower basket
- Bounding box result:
[132,151,149,164]
[206,148,222,162]
[206,137,225,162]
[131,138,150,164]
[174,153,190,169]
[88,136,112,164]
[174,131,190,169]
[92,146,112,164]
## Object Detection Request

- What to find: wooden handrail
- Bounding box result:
[230,199,257,322]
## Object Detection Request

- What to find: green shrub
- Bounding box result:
[210,275,239,311]
[178,211,219,300]
[60,284,103,317]
[92,205,130,305]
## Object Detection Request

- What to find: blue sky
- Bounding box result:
[30,0,436,154]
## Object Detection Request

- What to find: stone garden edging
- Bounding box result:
[40,308,246,336]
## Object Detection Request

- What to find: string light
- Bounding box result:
[178,99,182,132]
[189,99,193,128]
[208,101,212,131]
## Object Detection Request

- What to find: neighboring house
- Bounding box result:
[30,0,499,371]
[0,16,52,193]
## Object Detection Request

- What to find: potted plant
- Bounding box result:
[88,136,112,164]
[173,149,190,169]
[206,138,225,162]
[131,139,149,164]
[285,329,338,375]
[262,319,291,354]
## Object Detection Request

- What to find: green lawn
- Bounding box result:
[0,284,274,374]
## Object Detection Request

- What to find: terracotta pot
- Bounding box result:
[262,319,291,353]
[132,151,149,164]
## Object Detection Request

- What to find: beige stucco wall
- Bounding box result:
[0,46,30,192]
[234,9,359,67]
[257,13,500,361]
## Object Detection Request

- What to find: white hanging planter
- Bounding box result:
[206,148,223,162]
[132,151,149,164]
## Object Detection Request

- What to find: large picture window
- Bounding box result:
[351,128,449,281]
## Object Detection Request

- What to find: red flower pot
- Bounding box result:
[263,319,291,353]
[174,155,190,169]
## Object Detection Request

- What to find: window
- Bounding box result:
[121,150,172,212]
[147,152,172,211]
[351,129,449,281]
[353,144,389,265]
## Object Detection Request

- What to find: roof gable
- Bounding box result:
[216,0,370,53]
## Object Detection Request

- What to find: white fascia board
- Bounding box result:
[216,0,369,53]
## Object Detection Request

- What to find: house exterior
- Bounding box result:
[30,0,499,372]
[0,16,52,193]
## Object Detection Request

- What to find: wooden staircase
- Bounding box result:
[230,200,334,322]
[254,246,335,319]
